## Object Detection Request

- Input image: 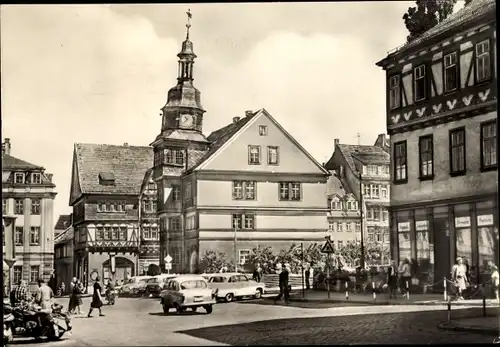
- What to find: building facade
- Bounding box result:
[2,138,57,290]
[376,0,497,289]
[68,143,152,289]
[325,136,391,263]
[151,19,331,274]
[54,214,71,239]
[138,169,160,274]
[54,222,74,290]
[326,171,362,250]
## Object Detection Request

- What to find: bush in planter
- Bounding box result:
[244,245,276,274]
[198,250,234,274]
[146,264,161,276]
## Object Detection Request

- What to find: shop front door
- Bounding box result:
[433,217,450,292]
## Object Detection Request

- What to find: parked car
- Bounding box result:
[205,272,265,302]
[145,275,176,297]
[160,275,216,314]
[120,276,152,296]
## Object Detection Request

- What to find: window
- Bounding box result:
[373,209,381,221]
[450,128,466,175]
[366,208,373,220]
[15,199,24,215]
[31,173,41,184]
[363,185,371,198]
[118,226,127,240]
[331,198,341,210]
[154,151,161,166]
[346,223,352,232]
[481,121,497,170]
[258,125,268,136]
[381,186,388,199]
[383,210,389,222]
[164,149,184,166]
[151,226,158,239]
[184,182,193,200]
[172,185,181,201]
[476,40,491,82]
[169,218,181,231]
[355,222,361,232]
[14,173,24,184]
[394,141,407,182]
[2,199,6,214]
[346,201,357,211]
[414,65,426,101]
[15,226,23,245]
[96,226,104,241]
[419,135,434,179]
[328,222,335,231]
[371,185,379,198]
[267,146,279,165]
[239,249,251,265]
[248,145,261,165]
[147,182,156,191]
[444,52,458,92]
[279,182,301,201]
[13,266,22,284]
[30,266,39,283]
[336,223,343,232]
[337,241,343,249]
[389,75,400,109]
[232,214,255,230]
[31,199,41,215]
[232,181,256,200]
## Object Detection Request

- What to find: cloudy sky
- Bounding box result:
[1,2,465,221]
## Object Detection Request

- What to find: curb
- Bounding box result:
[437,322,499,336]
[285,297,498,307]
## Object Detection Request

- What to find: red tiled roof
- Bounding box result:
[74,143,153,196]
[383,0,495,61]
[55,215,71,230]
[2,154,43,170]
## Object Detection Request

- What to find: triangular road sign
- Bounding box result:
[320,239,335,254]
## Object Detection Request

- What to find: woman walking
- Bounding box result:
[400,258,412,298]
[452,257,468,300]
[68,277,79,314]
[87,276,104,318]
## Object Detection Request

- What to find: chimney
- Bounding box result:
[245,110,253,117]
[46,173,53,182]
[233,117,240,124]
[334,138,339,147]
[2,138,11,155]
[123,142,129,147]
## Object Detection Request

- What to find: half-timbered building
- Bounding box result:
[376,0,497,290]
[69,143,152,289]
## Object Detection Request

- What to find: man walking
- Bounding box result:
[387,260,398,299]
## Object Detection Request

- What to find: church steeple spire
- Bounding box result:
[177,9,196,83]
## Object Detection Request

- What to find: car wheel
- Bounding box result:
[191,306,197,312]
[254,288,263,299]
[225,293,234,303]
[204,305,213,314]
[162,304,170,314]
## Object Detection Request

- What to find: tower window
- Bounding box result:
[164,149,184,166]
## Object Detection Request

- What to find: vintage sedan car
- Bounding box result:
[206,272,265,302]
[159,275,216,314]
[145,274,177,297]
[120,276,152,296]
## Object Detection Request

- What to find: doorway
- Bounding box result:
[433,217,450,292]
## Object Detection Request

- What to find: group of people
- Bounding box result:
[386,259,413,299]
[67,276,106,318]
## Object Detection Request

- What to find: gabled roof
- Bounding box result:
[55,215,71,230]
[73,143,153,197]
[378,0,495,65]
[54,226,74,246]
[139,168,154,196]
[2,154,43,170]
[327,144,390,174]
[192,108,330,175]
[326,171,356,200]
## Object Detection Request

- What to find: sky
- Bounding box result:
[1,2,466,223]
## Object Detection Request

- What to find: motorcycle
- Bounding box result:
[105,288,117,305]
[3,302,72,345]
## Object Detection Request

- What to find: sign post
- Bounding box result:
[321,236,335,300]
[164,255,172,275]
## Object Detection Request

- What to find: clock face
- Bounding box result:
[180,114,194,127]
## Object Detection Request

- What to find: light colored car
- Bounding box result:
[160,275,216,314]
[146,274,177,297]
[206,272,265,302]
[120,276,152,295]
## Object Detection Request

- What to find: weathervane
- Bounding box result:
[186,9,192,39]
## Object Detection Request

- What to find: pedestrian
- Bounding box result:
[387,260,398,299]
[48,270,57,293]
[305,263,311,290]
[15,279,32,306]
[69,277,83,315]
[35,279,54,310]
[60,282,66,296]
[252,263,262,283]
[452,257,468,300]
[87,276,104,318]
[490,264,499,304]
[400,258,412,298]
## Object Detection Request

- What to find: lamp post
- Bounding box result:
[234,220,238,273]
[359,172,366,269]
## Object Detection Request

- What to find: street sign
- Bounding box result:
[321,238,335,254]
[165,263,172,270]
[164,255,172,264]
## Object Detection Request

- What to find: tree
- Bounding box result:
[403,0,458,42]
[243,245,276,274]
[146,264,161,276]
[198,250,234,274]
[337,240,391,270]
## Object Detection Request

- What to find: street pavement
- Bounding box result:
[11,296,496,346]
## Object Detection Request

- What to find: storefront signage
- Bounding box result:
[415,220,429,231]
[397,222,410,232]
[454,216,471,228]
[477,214,494,227]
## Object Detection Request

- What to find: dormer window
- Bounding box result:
[14,173,25,184]
[331,198,342,210]
[164,149,184,166]
[346,200,358,211]
[32,173,41,184]
[98,172,115,186]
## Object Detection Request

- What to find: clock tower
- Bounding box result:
[150,10,210,274]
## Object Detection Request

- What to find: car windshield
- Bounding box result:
[208,276,225,283]
[147,278,158,283]
[180,280,207,290]
[138,280,146,284]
